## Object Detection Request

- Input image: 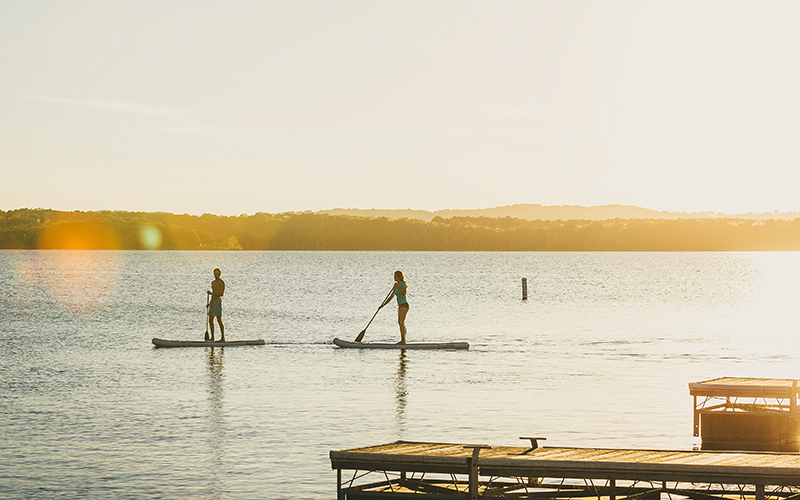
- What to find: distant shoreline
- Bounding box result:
[2,207,800,251]
[320,204,800,222]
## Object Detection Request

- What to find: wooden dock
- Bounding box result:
[331,440,800,499]
[690,377,800,451]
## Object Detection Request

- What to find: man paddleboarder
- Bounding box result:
[207,268,225,342]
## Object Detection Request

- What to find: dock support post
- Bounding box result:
[792,381,797,416]
[756,484,765,500]
[464,445,491,500]
[693,395,699,437]
[469,449,478,500]
[609,477,616,500]
[337,469,343,500]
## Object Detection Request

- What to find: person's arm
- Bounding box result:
[379,289,395,309]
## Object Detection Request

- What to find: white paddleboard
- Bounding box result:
[152,338,265,348]
[333,338,469,350]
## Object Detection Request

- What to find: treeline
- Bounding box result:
[2,208,800,251]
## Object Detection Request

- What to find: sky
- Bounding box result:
[2,1,799,216]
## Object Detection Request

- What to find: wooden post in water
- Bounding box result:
[522,278,528,300]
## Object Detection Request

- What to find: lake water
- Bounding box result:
[2,250,800,499]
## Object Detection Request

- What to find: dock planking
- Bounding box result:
[331,441,800,499]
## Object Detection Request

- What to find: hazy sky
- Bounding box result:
[2,1,799,215]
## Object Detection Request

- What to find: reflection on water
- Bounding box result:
[206,347,226,492]
[17,250,121,313]
[395,350,408,437]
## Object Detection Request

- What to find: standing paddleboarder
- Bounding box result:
[207,268,225,342]
[380,270,409,344]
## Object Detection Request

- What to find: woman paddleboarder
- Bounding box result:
[380,270,409,344]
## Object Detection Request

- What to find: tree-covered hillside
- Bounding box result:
[2,208,800,251]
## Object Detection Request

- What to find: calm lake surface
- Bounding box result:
[2,250,800,499]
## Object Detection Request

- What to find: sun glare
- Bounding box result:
[37,220,118,250]
[27,251,122,314]
[26,218,123,312]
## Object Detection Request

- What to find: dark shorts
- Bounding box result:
[208,299,222,317]
[399,303,409,309]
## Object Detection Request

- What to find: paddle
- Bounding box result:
[354,288,394,343]
[204,292,210,341]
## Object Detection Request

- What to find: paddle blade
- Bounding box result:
[354,330,366,343]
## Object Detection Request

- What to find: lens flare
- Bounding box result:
[33,219,121,313]
[27,250,121,314]
[139,225,163,250]
[37,220,118,250]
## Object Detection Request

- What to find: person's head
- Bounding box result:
[213,268,222,278]
[394,270,405,282]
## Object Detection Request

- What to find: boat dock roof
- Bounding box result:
[689,377,800,398]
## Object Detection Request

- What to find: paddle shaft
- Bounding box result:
[355,287,394,342]
[204,292,210,340]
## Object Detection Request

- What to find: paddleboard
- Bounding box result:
[152,338,265,348]
[333,338,469,350]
